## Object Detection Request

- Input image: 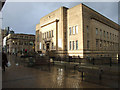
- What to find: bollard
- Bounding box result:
[110,58,112,67]
[81,72,84,81]
[92,58,95,65]
[99,69,103,80]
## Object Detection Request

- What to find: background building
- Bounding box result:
[1,27,14,52]
[6,33,35,55]
[35,3,119,60]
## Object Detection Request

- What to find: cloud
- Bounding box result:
[2,2,118,34]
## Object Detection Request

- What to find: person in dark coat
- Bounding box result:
[2,52,8,71]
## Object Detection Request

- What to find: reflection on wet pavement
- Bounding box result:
[2,55,109,88]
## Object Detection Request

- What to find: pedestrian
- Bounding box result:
[2,52,8,71]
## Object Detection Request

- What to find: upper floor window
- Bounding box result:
[47,32,49,38]
[73,41,75,50]
[75,25,78,34]
[52,30,54,37]
[76,40,78,50]
[49,31,51,38]
[86,26,89,32]
[52,43,54,49]
[43,44,45,50]
[96,39,98,48]
[45,33,46,39]
[107,32,109,38]
[104,31,105,38]
[73,26,75,34]
[100,29,102,36]
[96,28,98,35]
[39,42,41,49]
[87,40,89,49]
[100,40,102,48]
[69,27,72,35]
[110,33,111,39]
[70,41,71,50]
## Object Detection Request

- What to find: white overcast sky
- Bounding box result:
[1,1,119,35]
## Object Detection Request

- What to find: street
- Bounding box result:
[2,55,110,88]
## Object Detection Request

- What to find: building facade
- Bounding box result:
[6,33,35,55]
[35,3,119,59]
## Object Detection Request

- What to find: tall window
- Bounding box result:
[104,31,105,38]
[52,30,54,37]
[75,25,78,34]
[86,26,89,32]
[52,43,54,49]
[76,40,78,50]
[96,28,98,35]
[107,32,109,38]
[69,27,72,35]
[45,33,46,39]
[100,29,102,36]
[73,26,75,34]
[96,39,98,48]
[39,42,41,49]
[49,31,51,38]
[87,40,89,49]
[100,40,102,48]
[73,41,75,50]
[47,32,49,38]
[70,41,71,50]
[43,44,45,50]
[110,33,111,39]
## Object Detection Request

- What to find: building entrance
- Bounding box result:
[46,43,50,51]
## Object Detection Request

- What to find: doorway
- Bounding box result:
[46,43,49,51]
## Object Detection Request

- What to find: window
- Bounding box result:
[110,33,111,39]
[47,32,49,38]
[113,34,114,40]
[73,26,75,34]
[100,29,102,36]
[100,40,102,48]
[49,31,51,38]
[96,28,98,35]
[76,40,78,50]
[39,42,41,49]
[69,27,72,35]
[73,41,75,50]
[43,44,45,50]
[107,32,109,38]
[104,31,105,38]
[52,43,54,49]
[45,33,46,39]
[52,30,54,37]
[87,40,89,49]
[70,41,71,50]
[86,26,89,32]
[75,25,78,34]
[96,39,98,48]
[30,42,33,45]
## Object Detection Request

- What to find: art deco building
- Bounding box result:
[35,3,119,59]
[6,33,35,54]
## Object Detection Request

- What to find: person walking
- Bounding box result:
[2,52,8,71]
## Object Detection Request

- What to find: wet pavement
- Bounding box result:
[2,55,113,88]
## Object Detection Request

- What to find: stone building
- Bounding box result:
[6,33,35,55]
[35,3,119,59]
